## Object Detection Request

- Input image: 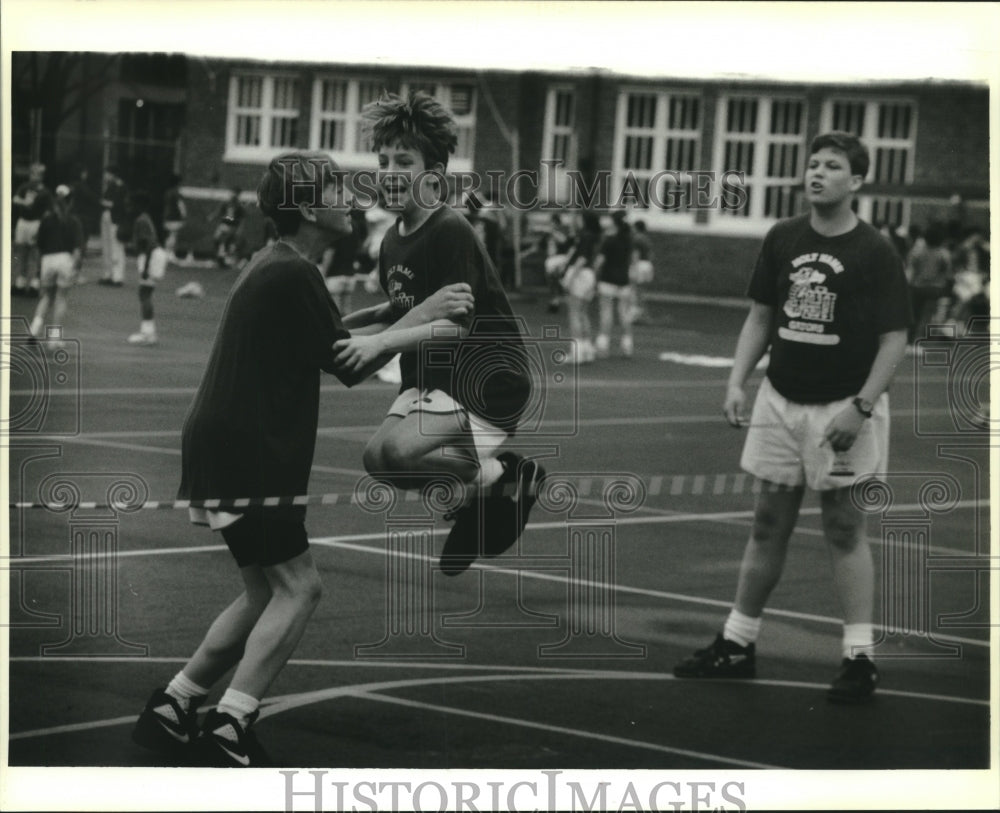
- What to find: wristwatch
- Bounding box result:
[852,396,874,418]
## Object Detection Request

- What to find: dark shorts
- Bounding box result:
[220,510,309,568]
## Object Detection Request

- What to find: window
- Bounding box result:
[400,80,476,170]
[822,98,917,228]
[713,95,807,224]
[225,73,301,161]
[612,89,702,218]
[540,86,577,203]
[309,76,382,160]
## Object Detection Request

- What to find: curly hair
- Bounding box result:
[361,91,458,170]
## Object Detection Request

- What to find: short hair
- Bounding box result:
[361,91,458,170]
[809,131,870,178]
[257,151,343,236]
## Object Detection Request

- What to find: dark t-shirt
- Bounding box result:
[37,212,84,256]
[598,228,633,286]
[178,243,351,512]
[747,215,912,404]
[379,205,531,431]
[15,181,51,221]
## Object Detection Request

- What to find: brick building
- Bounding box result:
[14,52,989,296]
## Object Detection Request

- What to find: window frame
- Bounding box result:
[308,74,384,164]
[224,71,303,162]
[610,86,704,226]
[710,92,809,233]
[540,84,578,204]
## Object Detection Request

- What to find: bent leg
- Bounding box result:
[182,564,272,689]
[226,549,323,700]
[365,411,478,490]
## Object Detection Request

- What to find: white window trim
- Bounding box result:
[611,86,703,227]
[540,85,578,204]
[224,71,303,163]
[709,93,809,234]
[399,79,476,173]
[308,74,383,165]
[820,96,918,226]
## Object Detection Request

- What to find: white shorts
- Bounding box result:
[40,253,76,288]
[598,280,634,300]
[740,377,889,491]
[138,247,168,282]
[629,259,654,285]
[325,275,357,295]
[387,387,508,459]
[15,219,40,246]
[545,254,569,279]
[562,266,596,301]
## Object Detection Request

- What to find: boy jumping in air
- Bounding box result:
[131,151,473,767]
[333,91,544,576]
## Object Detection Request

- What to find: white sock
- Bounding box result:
[217,688,259,728]
[165,671,209,711]
[29,315,43,337]
[723,608,762,648]
[842,623,874,660]
[479,456,505,494]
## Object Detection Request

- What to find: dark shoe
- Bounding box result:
[440,498,483,576]
[480,452,545,558]
[194,708,271,767]
[827,654,879,704]
[97,278,113,286]
[438,454,546,576]
[673,633,756,678]
[131,688,202,757]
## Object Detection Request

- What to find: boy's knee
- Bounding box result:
[380,434,417,473]
[362,440,383,474]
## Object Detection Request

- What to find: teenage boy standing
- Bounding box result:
[673,132,911,703]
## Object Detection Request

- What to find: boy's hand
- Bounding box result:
[723,384,748,428]
[415,283,474,321]
[822,406,865,452]
[332,334,385,373]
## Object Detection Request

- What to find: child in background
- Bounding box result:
[128,190,168,346]
[30,185,84,344]
[561,211,601,364]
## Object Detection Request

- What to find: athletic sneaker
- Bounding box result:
[131,688,202,757]
[827,654,879,704]
[439,496,484,577]
[438,453,546,576]
[672,634,757,678]
[480,452,545,556]
[193,708,271,768]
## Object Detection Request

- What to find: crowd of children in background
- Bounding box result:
[13,156,989,361]
[541,209,656,364]
[882,214,991,349]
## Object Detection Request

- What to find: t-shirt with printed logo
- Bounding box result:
[747,214,912,404]
[379,205,531,432]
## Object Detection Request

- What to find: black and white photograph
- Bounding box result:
[3,1,997,810]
